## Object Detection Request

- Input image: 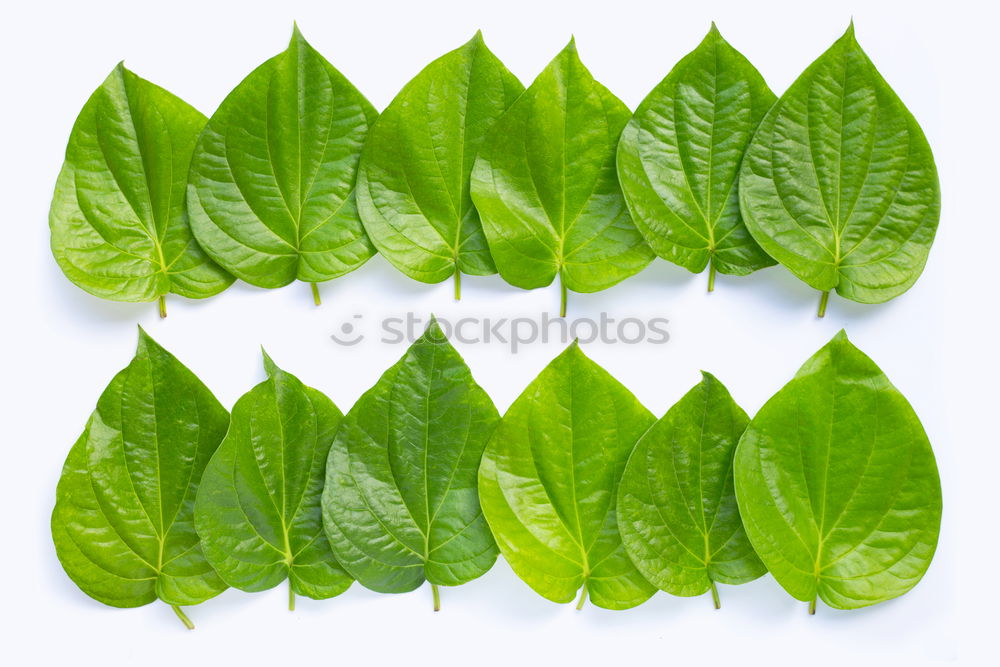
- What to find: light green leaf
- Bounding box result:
[479,342,656,609]
[734,331,942,612]
[471,39,654,316]
[187,26,377,302]
[50,64,233,315]
[617,24,776,290]
[739,23,940,315]
[357,32,523,298]
[618,372,765,607]
[51,329,229,628]
[194,353,351,608]
[322,319,500,608]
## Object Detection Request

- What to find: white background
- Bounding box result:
[0,0,994,664]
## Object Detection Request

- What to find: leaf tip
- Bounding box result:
[699,370,718,385]
[423,314,448,344]
[290,21,310,48]
[560,338,586,362]
[708,21,720,37]
[135,325,163,356]
[843,18,857,42]
[261,347,279,376]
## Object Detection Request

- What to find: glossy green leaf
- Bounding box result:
[739,24,940,315]
[479,342,656,609]
[322,319,500,607]
[734,331,942,612]
[187,26,377,301]
[51,329,229,628]
[618,372,765,607]
[357,32,523,298]
[471,40,654,316]
[617,25,776,290]
[194,352,351,608]
[50,64,233,315]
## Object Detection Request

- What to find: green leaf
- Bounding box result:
[49,64,233,314]
[739,23,940,314]
[194,353,351,608]
[618,372,765,608]
[479,342,656,609]
[734,331,942,612]
[357,32,523,298]
[617,24,776,290]
[471,39,654,316]
[187,26,378,298]
[322,319,500,607]
[51,329,229,627]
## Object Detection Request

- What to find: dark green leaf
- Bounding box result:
[194,353,351,608]
[50,64,233,314]
[471,40,654,315]
[479,342,656,609]
[734,331,942,612]
[322,319,500,607]
[617,24,776,289]
[739,24,940,314]
[618,372,765,607]
[187,26,377,299]
[357,32,523,297]
[51,329,229,627]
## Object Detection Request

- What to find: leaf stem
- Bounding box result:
[158,295,167,319]
[171,605,194,630]
[311,283,322,307]
[707,264,716,293]
[454,271,461,301]
[817,290,830,318]
[560,277,568,318]
[710,580,721,610]
[431,583,441,612]
[288,581,296,611]
[808,596,817,615]
[575,583,588,610]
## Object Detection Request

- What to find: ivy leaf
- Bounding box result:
[322,318,500,609]
[51,329,229,629]
[194,352,352,609]
[618,372,765,608]
[734,331,942,613]
[470,39,654,316]
[49,64,233,317]
[357,32,523,299]
[479,342,656,609]
[739,23,940,316]
[617,24,776,291]
[187,26,378,305]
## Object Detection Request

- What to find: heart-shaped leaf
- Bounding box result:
[479,342,656,609]
[50,64,233,317]
[734,331,942,612]
[471,39,654,316]
[322,319,500,608]
[618,372,765,607]
[51,329,229,628]
[617,24,776,290]
[194,352,351,609]
[357,32,523,298]
[739,23,940,315]
[187,26,377,304]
